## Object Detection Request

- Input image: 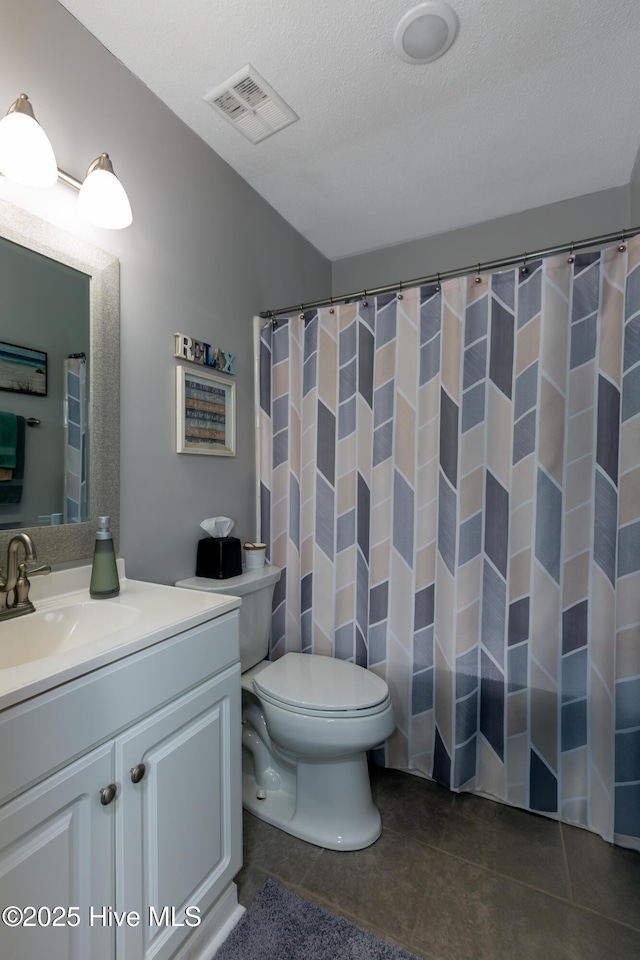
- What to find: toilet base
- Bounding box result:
[242,751,382,850]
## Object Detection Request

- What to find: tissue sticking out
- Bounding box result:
[200,516,234,538]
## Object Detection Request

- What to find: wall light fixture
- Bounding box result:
[0,93,133,229]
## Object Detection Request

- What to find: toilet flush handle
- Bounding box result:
[130,763,146,784]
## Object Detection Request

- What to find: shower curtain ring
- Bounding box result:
[521,254,529,275]
[619,229,627,252]
[567,242,575,264]
[362,290,368,307]
[436,272,441,292]
[397,281,403,300]
[329,296,335,314]
[474,264,482,284]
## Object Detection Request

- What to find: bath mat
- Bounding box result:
[215,877,420,960]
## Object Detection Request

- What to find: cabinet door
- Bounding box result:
[0,742,115,960]
[116,664,241,960]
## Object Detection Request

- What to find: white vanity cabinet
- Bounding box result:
[0,741,115,960]
[0,607,242,960]
[115,667,239,960]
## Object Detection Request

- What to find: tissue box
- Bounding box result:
[196,536,242,579]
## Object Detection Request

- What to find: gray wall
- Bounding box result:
[1,0,331,584]
[332,186,631,296]
[631,146,640,227]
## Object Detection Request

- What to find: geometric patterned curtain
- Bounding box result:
[63,354,87,523]
[258,238,640,849]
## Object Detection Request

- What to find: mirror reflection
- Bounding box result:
[0,236,90,530]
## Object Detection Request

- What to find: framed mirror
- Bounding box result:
[0,197,119,564]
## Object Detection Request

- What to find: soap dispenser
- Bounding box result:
[90,516,120,599]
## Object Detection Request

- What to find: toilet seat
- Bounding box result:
[253,652,390,717]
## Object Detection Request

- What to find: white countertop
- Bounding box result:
[0,562,241,712]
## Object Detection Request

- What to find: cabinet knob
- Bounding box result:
[130,763,146,784]
[100,783,117,805]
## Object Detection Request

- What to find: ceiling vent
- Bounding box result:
[203,65,298,144]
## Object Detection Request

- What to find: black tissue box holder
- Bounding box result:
[196,536,242,579]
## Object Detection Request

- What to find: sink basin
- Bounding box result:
[0,601,142,669]
[0,567,242,713]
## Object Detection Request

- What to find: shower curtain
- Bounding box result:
[258,239,640,849]
[63,354,87,523]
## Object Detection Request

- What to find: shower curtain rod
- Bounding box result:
[260,224,640,320]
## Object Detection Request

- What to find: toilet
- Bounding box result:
[176,565,395,850]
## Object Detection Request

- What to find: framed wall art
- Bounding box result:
[0,341,47,396]
[176,364,235,456]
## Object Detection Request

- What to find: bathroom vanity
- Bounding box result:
[0,566,243,960]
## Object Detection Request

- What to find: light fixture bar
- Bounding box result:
[56,168,82,191]
[56,156,119,192]
[0,93,132,228]
[0,167,81,189]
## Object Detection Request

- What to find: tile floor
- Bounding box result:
[235,764,640,960]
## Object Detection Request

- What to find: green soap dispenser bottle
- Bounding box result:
[90,516,120,599]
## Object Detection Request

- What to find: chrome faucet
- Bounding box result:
[0,533,50,621]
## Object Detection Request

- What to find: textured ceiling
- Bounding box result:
[58,0,640,260]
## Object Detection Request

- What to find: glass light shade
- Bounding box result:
[394,2,458,64]
[0,110,58,187]
[77,167,132,230]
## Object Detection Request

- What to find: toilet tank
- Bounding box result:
[175,566,281,672]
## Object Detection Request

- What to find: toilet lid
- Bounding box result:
[253,653,389,712]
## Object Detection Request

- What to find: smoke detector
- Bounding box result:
[203,65,298,144]
[394,2,459,64]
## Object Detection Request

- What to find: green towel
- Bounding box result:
[0,411,17,469]
[0,416,24,504]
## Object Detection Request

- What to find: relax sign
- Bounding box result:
[174,333,236,375]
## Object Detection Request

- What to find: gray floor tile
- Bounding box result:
[242,810,322,885]
[562,822,640,929]
[300,828,440,944]
[237,774,640,960]
[371,764,454,848]
[234,862,271,908]
[410,853,640,960]
[440,791,570,897]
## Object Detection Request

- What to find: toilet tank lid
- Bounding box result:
[254,653,389,712]
[176,565,281,597]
